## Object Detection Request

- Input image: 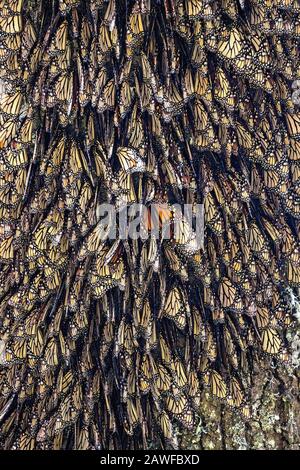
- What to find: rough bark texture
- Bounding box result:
[181,325,300,450]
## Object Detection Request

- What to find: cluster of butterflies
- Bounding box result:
[0,0,299,450]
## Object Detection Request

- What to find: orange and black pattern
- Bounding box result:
[0,0,300,450]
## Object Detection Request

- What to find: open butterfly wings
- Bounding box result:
[0,0,299,450]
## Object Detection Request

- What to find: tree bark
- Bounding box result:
[181,327,300,450]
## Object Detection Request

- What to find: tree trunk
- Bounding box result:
[181,327,300,450]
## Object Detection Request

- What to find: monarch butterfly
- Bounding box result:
[190,306,202,339]
[286,113,300,138]
[44,337,59,367]
[125,368,136,397]
[139,353,156,394]
[4,33,21,51]
[205,369,227,399]
[0,235,14,261]
[0,13,23,34]
[184,0,202,18]
[21,19,36,52]
[0,90,23,116]
[0,0,23,13]
[194,70,212,99]
[3,149,28,172]
[286,259,300,285]
[128,11,144,37]
[218,277,236,308]
[80,17,92,58]
[161,286,187,330]
[127,399,140,429]
[158,411,173,440]
[142,203,172,236]
[261,327,282,354]
[52,20,68,53]
[97,78,115,111]
[217,27,244,60]
[135,299,152,333]
[227,378,244,408]
[97,23,112,55]
[194,99,210,132]
[255,306,270,328]
[28,328,44,357]
[119,79,133,118]
[19,434,35,451]
[128,111,145,151]
[183,67,194,100]
[75,427,89,451]
[114,170,137,206]
[55,72,73,103]
[136,57,150,87]
[166,387,188,416]
[159,334,172,366]
[61,384,82,423]
[117,147,145,173]
[170,357,188,389]
[164,244,188,279]
[214,67,235,109]
[173,215,193,245]
[155,364,171,392]
[248,222,266,253]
